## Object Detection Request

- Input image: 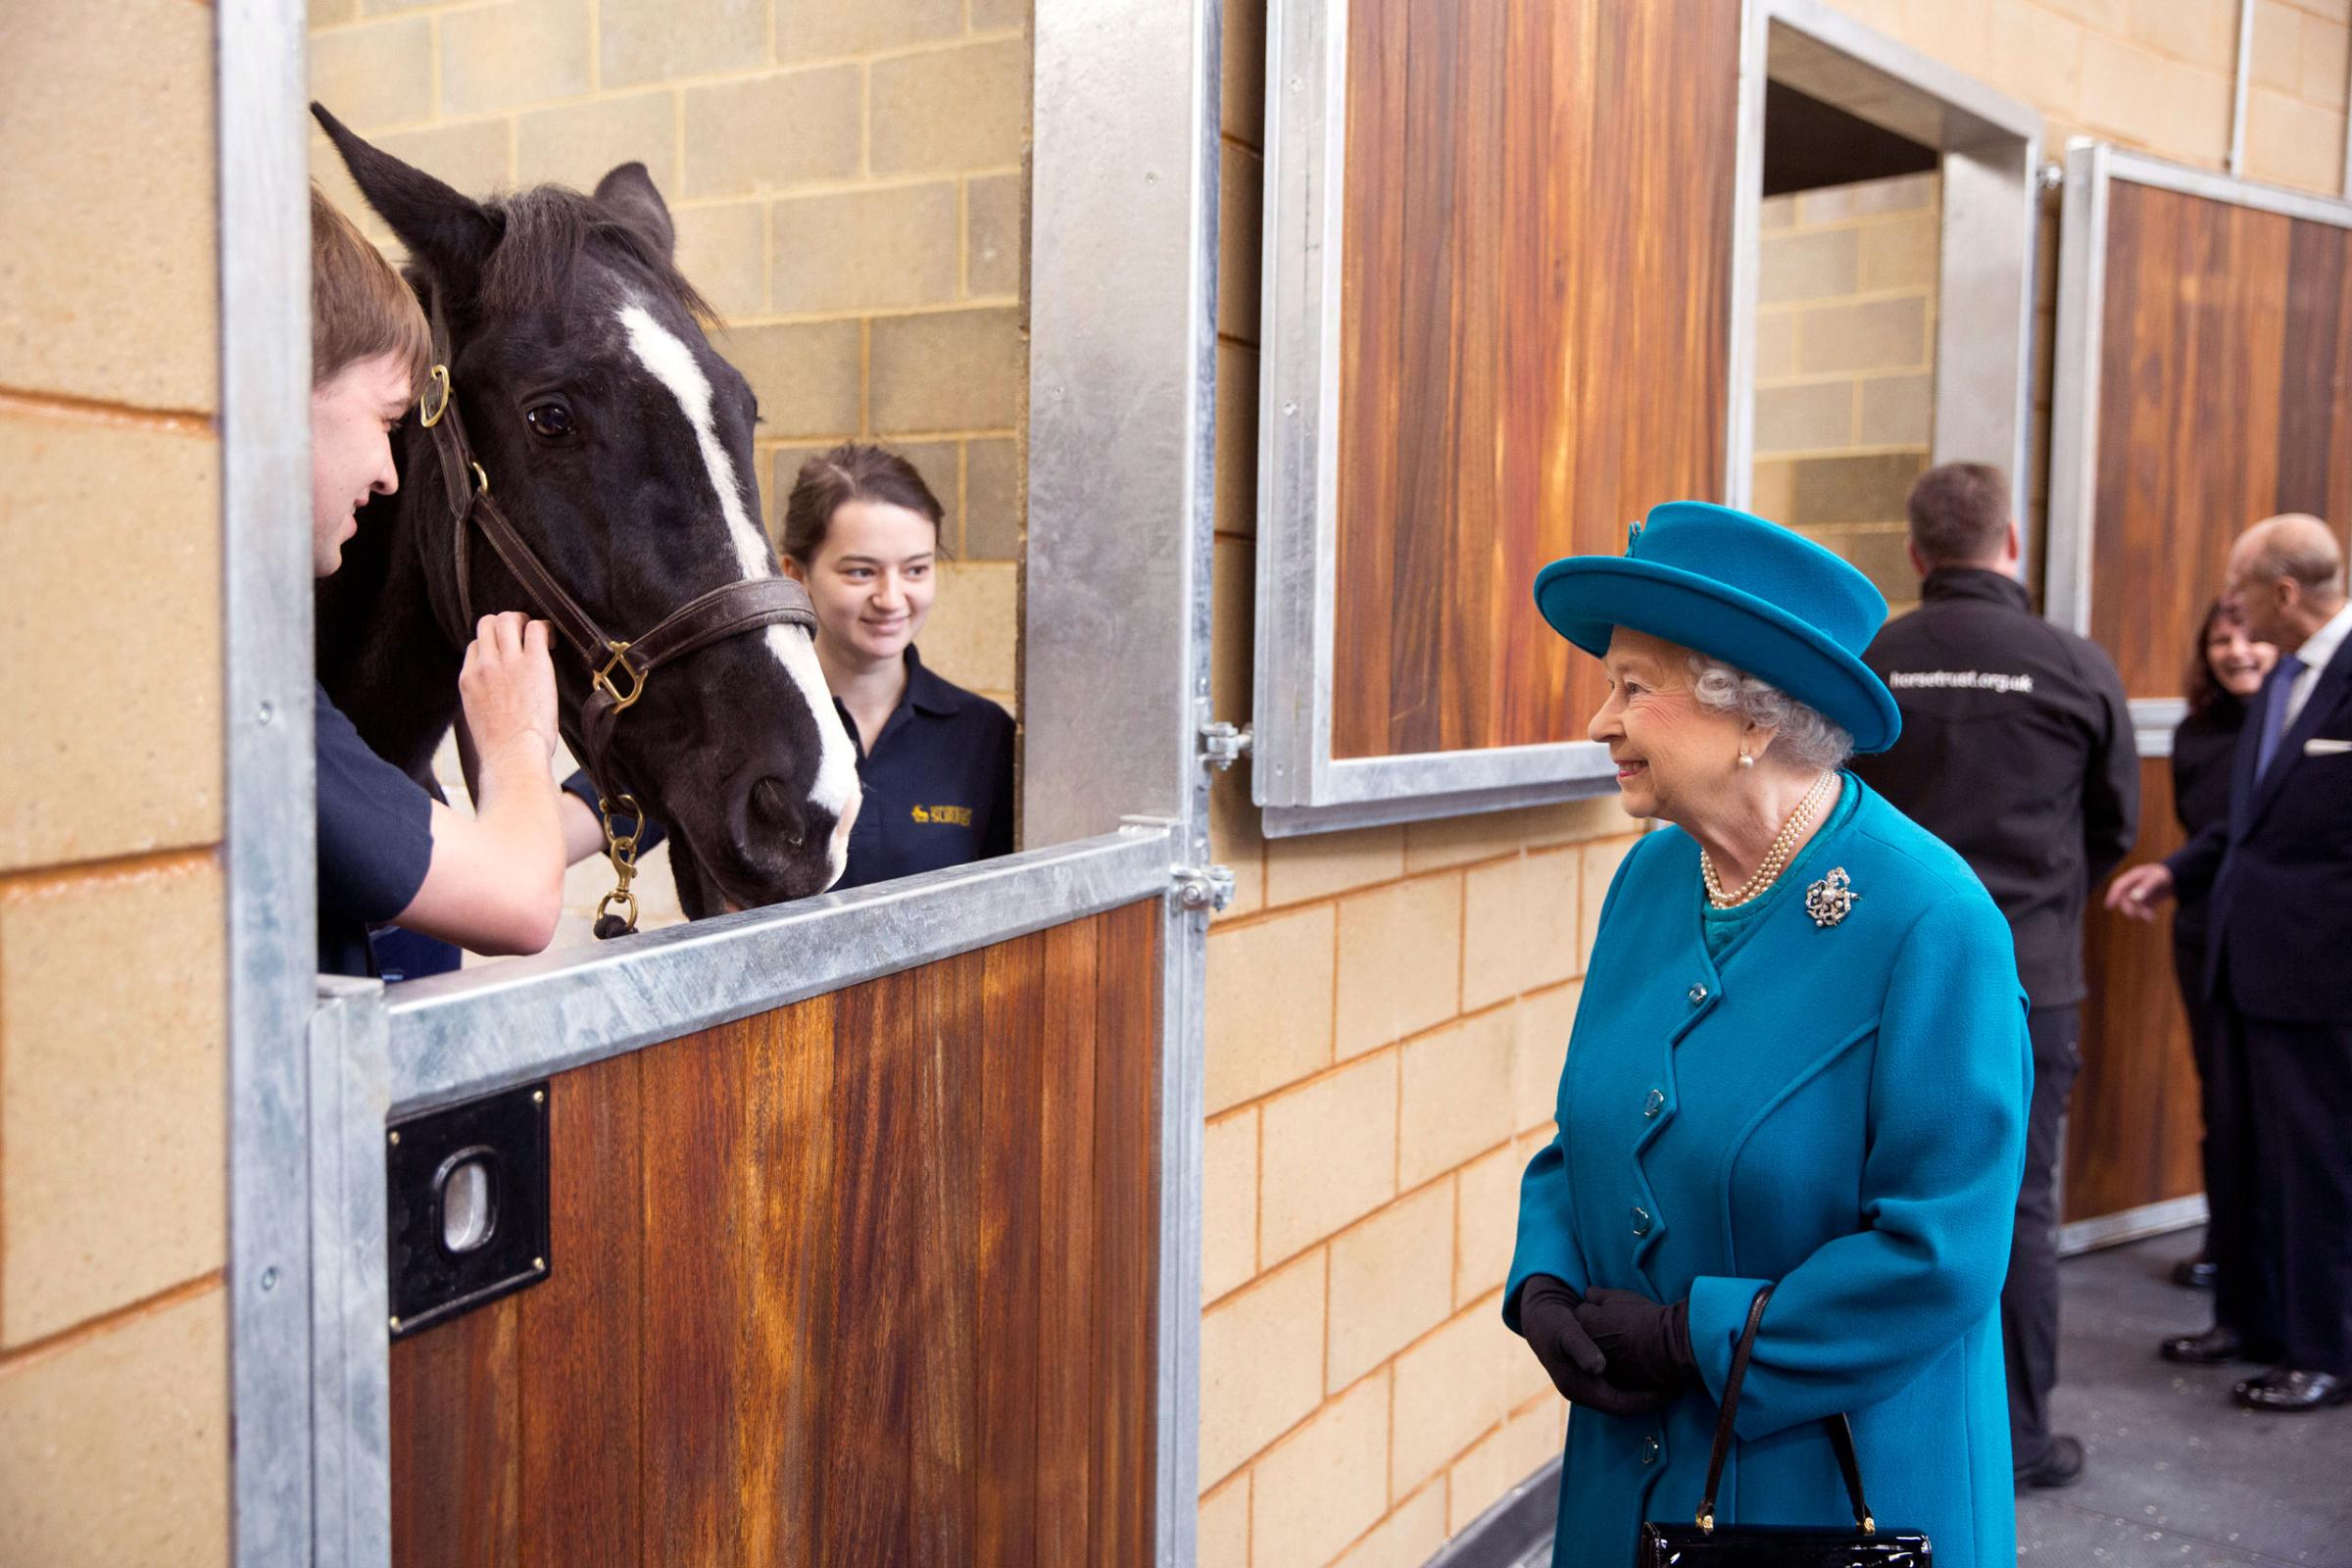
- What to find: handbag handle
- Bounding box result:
[1692,1285,1876,1537]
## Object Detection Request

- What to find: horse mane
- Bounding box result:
[467,184,715,325]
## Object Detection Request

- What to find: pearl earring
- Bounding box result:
[1737,750,1755,769]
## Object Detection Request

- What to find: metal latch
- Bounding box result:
[1200,716,1252,771]
[386,1081,552,1340]
[1174,862,1238,912]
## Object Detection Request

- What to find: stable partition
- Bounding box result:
[2048,142,2352,1248]
[385,901,1159,1567]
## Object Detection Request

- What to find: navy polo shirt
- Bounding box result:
[832,647,1014,892]
[316,683,434,977]
[318,683,662,979]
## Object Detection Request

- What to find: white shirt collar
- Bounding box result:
[2292,599,2352,676]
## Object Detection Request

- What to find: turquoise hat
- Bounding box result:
[1532,501,1901,754]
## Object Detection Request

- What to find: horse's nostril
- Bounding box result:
[748,777,806,846]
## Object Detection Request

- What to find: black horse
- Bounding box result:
[313,107,858,919]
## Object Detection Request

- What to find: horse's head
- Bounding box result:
[315,106,859,913]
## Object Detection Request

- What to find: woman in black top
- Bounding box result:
[2169,599,2276,1286]
[781,444,1015,892]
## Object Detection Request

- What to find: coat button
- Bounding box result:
[1632,1205,1652,1237]
[1641,1435,1661,1465]
[1643,1088,1666,1118]
[1688,983,1708,1005]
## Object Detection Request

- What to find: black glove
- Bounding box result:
[1515,1276,1677,1418]
[1573,1287,1700,1395]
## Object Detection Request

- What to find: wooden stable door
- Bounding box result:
[2071,759,2204,1225]
[389,901,1160,1566]
[2058,162,2352,1233]
[1331,0,1740,760]
[2084,182,2352,698]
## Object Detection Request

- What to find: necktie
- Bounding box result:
[2257,653,2307,778]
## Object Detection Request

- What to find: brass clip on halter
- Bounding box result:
[593,792,644,938]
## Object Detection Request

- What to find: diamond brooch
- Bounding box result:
[1806,866,1859,928]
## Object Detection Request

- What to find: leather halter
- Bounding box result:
[414,301,818,935]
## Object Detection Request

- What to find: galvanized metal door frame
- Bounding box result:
[220,0,323,1563]
[1250,0,2041,838]
[2043,142,2352,1254]
[2046,137,2352,748]
[225,0,1224,1561]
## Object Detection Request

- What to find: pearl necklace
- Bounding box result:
[1700,770,1837,909]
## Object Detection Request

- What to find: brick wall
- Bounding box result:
[307,0,1029,940]
[1751,172,1940,613]
[1204,3,2341,1566]
[0,4,232,1566]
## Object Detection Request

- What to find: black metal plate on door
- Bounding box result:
[386,1081,551,1341]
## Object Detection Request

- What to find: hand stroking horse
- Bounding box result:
[312,104,860,926]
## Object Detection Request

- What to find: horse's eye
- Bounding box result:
[525,403,574,441]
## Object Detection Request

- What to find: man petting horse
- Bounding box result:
[311,186,607,977]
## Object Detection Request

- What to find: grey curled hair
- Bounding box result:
[1687,653,1856,772]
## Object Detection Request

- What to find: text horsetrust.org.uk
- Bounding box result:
[1886,669,2038,694]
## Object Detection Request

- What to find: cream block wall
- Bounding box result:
[1204,2,2333,1565]
[1751,172,1940,613]
[0,3,231,1565]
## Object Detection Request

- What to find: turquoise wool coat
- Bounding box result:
[1505,779,2030,1568]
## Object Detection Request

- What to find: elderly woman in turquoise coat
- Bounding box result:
[1505,502,2031,1567]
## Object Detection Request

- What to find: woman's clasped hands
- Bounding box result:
[1518,1277,1703,1417]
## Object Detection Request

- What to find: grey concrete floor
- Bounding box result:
[1502,1235,2352,1568]
[2018,1233,2352,1568]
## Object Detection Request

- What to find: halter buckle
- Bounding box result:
[470,460,490,495]
[1696,1510,1714,1535]
[419,364,452,427]
[594,641,647,712]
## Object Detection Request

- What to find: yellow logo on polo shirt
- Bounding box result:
[911,803,974,826]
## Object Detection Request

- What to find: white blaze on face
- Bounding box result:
[617,302,860,838]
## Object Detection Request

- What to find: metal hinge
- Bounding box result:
[1173,862,1238,912]
[1200,715,1253,771]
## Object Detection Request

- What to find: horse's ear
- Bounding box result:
[312,102,498,298]
[593,163,676,260]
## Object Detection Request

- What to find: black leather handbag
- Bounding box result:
[1637,1285,1931,1567]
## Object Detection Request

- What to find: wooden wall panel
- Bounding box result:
[519,1050,643,1567]
[390,1295,519,1568]
[1332,0,1741,759]
[389,904,1161,1566]
[2090,182,2352,698]
[2072,181,2352,1228]
[1088,900,1159,1567]
[2070,760,2205,1224]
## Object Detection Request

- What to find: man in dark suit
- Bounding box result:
[2110,513,2352,1411]
[1854,462,2138,1486]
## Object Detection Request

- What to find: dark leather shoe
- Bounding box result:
[2161,1326,2281,1364]
[2172,1255,2217,1290]
[2015,1433,2086,1490]
[2233,1369,2352,1411]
